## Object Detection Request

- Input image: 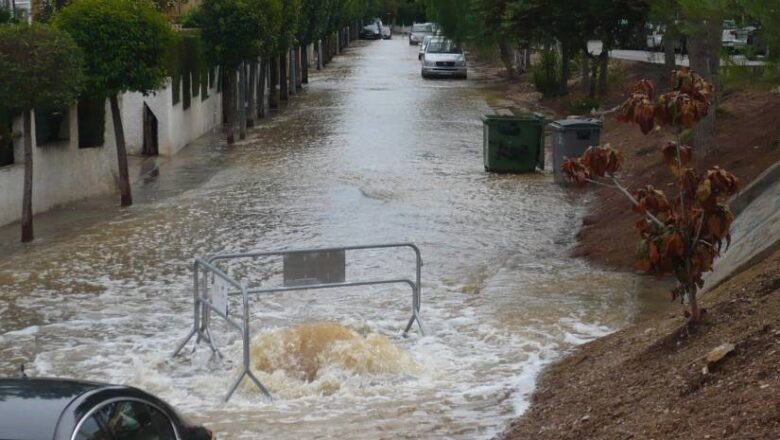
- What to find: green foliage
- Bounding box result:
[176,6,202,27]
[196,0,263,66]
[0,23,84,112]
[256,0,282,56]
[278,0,301,50]
[299,0,328,45]
[0,5,15,23]
[532,48,561,97]
[397,1,426,24]
[150,0,186,12]
[55,0,175,97]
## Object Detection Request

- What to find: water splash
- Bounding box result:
[250,322,418,387]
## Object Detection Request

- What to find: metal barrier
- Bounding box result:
[172,243,424,402]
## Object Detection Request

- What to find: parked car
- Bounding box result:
[382,25,392,40]
[409,22,433,45]
[722,24,765,55]
[360,23,382,40]
[646,25,664,51]
[0,377,213,440]
[421,38,467,79]
[418,35,434,60]
[645,24,687,54]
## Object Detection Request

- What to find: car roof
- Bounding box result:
[0,378,108,440]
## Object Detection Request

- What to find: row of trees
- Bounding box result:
[1,0,388,243]
[424,0,779,155]
[191,0,372,144]
[425,0,778,95]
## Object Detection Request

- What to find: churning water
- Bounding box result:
[0,39,667,438]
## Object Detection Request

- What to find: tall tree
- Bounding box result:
[0,23,84,242]
[252,0,282,119]
[588,0,649,95]
[649,0,684,71]
[677,0,733,151]
[195,0,262,143]
[278,0,301,102]
[55,0,175,207]
[298,0,328,84]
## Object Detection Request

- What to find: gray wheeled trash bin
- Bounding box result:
[549,118,603,183]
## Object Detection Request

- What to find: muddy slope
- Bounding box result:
[499,246,780,439]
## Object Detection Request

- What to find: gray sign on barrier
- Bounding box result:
[283,250,345,287]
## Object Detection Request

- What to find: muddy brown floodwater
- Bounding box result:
[0,38,670,439]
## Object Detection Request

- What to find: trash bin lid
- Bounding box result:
[481,113,545,123]
[548,117,603,130]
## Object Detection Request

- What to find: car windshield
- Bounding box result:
[426,40,462,54]
[412,24,432,33]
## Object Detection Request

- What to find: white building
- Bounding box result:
[0,74,222,227]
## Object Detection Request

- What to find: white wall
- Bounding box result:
[0,105,118,227]
[120,72,221,157]
[0,74,222,227]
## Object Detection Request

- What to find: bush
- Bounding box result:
[532,48,560,97]
[0,6,12,23]
[177,6,202,28]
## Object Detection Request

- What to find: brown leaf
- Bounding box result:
[696,178,712,202]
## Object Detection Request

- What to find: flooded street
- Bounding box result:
[0,39,665,439]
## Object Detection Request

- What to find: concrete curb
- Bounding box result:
[730,159,780,216]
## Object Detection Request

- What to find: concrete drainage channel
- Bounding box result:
[706,160,780,289]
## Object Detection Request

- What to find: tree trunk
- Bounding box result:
[239,62,247,140]
[688,20,722,152]
[289,49,297,96]
[323,38,329,65]
[498,38,516,79]
[109,94,132,206]
[223,67,235,143]
[248,62,257,127]
[269,56,279,110]
[523,46,531,72]
[688,285,702,323]
[664,30,677,71]
[317,40,323,70]
[559,44,571,96]
[589,55,598,98]
[296,46,303,89]
[597,48,609,97]
[302,44,309,84]
[581,46,590,93]
[279,52,289,101]
[258,58,268,118]
[21,109,33,243]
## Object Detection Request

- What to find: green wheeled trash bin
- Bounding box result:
[549,117,603,183]
[482,113,545,173]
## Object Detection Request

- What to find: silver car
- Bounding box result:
[409,22,433,45]
[421,38,467,79]
[418,35,433,60]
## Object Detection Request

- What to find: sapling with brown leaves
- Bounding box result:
[562,68,739,323]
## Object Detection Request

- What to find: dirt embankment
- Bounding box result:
[479,60,780,269]
[564,64,780,270]
[477,60,780,439]
[499,246,780,439]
